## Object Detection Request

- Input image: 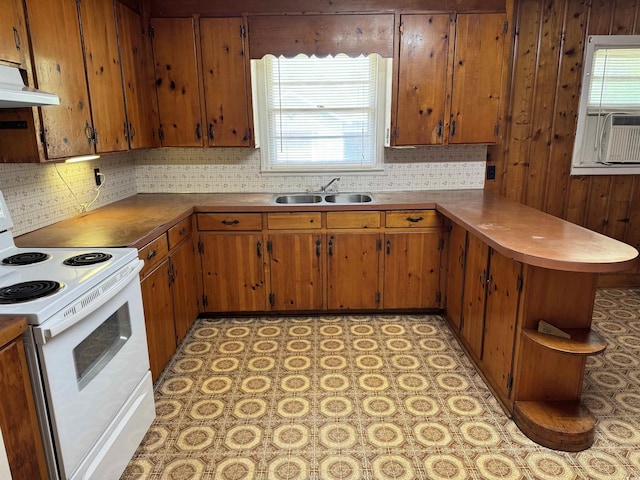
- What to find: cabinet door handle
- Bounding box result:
[257,241,262,258]
[451,120,457,137]
[315,239,321,257]
[386,239,391,255]
[13,27,21,51]
[196,122,202,140]
[123,122,129,142]
[221,219,239,226]
[129,122,136,140]
[406,216,424,223]
[328,239,334,257]
[437,120,443,138]
[146,249,157,260]
[208,123,215,141]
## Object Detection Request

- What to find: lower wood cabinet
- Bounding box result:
[139,217,199,381]
[0,317,48,480]
[461,233,490,359]
[268,233,324,311]
[327,232,381,310]
[445,221,466,329]
[199,233,266,312]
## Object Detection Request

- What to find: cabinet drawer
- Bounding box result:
[326,211,381,229]
[138,234,169,278]
[385,210,442,228]
[267,212,321,230]
[197,213,263,231]
[168,216,192,249]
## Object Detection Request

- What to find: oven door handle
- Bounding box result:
[33,260,144,345]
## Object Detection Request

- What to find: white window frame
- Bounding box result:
[251,54,391,174]
[571,35,640,175]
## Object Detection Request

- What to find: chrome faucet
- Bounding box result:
[321,177,340,192]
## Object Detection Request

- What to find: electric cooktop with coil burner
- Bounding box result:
[0,191,139,324]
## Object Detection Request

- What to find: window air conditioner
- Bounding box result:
[601,115,640,164]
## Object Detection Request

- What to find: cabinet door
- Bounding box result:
[394,14,450,146]
[79,0,128,153]
[268,233,323,311]
[482,249,522,403]
[445,222,466,329]
[449,13,507,144]
[140,260,176,381]
[200,234,266,311]
[383,231,441,309]
[0,337,48,480]
[0,0,27,65]
[200,18,251,147]
[327,232,380,310]
[171,238,199,344]
[461,233,489,359]
[25,0,94,159]
[116,2,160,149]
[151,17,203,146]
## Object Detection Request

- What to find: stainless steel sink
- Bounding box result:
[324,193,373,203]
[273,194,323,204]
[271,192,375,205]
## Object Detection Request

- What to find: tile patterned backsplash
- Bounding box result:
[135,145,486,193]
[0,145,486,236]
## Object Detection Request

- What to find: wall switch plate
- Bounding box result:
[486,165,496,180]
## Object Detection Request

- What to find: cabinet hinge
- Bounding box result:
[269,293,275,306]
[375,292,381,304]
[436,291,442,304]
[202,294,208,308]
[198,241,204,254]
[507,372,514,395]
[149,24,155,39]
[267,240,272,254]
[158,125,164,141]
[240,24,246,38]
[376,239,382,251]
[438,237,445,250]
[516,274,523,293]
[460,316,465,330]
[39,129,46,145]
[494,122,500,137]
[399,22,404,34]
[502,21,509,35]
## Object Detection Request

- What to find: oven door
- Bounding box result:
[32,260,151,479]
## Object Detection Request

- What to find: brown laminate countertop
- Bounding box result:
[15,190,639,273]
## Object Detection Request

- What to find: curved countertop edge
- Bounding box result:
[14,190,639,273]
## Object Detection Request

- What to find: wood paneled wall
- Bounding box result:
[487,0,640,284]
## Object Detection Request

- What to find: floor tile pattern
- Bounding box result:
[122,289,640,480]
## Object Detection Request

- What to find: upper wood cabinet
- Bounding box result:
[449,13,507,144]
[200,17,252,147]
[0,0,29,66]
[150,17,203,146]
[24,0,94,159]
[392,13,507,146]
[79,0,128,153]
[116,2,160,149]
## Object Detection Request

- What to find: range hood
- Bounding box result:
[0,64,60,108]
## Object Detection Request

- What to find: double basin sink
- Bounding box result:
[271,193,375,205]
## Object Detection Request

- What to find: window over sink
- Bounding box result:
[251,53,392,173]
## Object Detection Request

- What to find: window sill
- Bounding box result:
[570,163,640,176]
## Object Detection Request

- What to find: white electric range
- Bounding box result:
[0,191,155,480]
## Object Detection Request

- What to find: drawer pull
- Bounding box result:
[406,216,424,223]
[221,219,240,226]
[178,227,186,235]
[146,250,157,260]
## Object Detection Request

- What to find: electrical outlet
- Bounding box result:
[94,168,102,186]
[486,165,496,180]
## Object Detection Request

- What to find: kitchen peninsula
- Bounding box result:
[16,190,639,451]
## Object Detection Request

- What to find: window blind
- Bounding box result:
[589,47,640,110]
[263,54,381,169]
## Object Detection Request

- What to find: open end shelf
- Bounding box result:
[522,328,607,356]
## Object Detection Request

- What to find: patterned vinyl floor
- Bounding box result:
[122,289,640,480]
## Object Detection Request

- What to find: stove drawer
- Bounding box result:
[139,235,169,279]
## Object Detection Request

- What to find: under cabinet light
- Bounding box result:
[65,155,100,163]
